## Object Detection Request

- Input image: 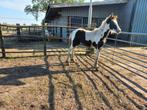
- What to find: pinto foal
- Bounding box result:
[66,15,121,69]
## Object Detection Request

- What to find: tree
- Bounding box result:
[24,0,84,20]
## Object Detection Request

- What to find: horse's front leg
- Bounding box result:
[66,48,71,63]
[71,48,74,62]
[94,48,100,70]
[66,46,73,65]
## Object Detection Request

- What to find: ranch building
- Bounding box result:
[44,0,147,44]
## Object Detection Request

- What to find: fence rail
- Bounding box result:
[121,31,147,36]
[0,24,147,58]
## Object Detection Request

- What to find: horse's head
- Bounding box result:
[106,14,121,34]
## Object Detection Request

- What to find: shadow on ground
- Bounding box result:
[0,55,146,110]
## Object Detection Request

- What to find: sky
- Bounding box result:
[0,0,103,25]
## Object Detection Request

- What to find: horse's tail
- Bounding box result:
[68,33,72,47]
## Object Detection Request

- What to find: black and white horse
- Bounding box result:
[66,15,121,69]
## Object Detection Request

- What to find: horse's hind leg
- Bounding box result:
[71,48,75,62]
[66,45,73,65]
[94,49,100,70]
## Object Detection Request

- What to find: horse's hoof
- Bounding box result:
[71,59,75,63]
[65,60,68,63]
[92,66,99,71]
[65,62,68,65]
[95,67,99,71]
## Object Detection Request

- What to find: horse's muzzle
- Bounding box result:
[117,29,121,33]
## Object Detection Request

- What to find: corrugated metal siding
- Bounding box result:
[61,7,88,17]
[60,4,126,31]
[119,0,136,32]
[60,4,127,39]
[131,0,147,43]
[47,0,147,43]
[49,16,68,38]
[60,5,121,39]
[61,5,124,18]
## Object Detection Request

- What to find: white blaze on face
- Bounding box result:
[104,23,110,31]
[113,19,121,33]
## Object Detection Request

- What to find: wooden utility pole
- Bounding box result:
[16,23,21,41]
[87,0,94,55]
[0,25,6,58]
[88,0,93,28]
[60,27,63,42]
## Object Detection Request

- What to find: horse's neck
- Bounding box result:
[94,23,110,37]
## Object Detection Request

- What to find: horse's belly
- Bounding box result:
[81,40,92,47]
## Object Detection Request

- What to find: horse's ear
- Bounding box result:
[106,13,115,23]
[108,14,112,18]
[107,14,112,20]
[107,13,113,19]
[111,15,118,20]
[111,12,114,16]
[106,15,111,23]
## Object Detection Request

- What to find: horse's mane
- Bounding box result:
[79,16,110,32]
[94,16,109,31]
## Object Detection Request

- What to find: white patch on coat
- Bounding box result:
[111,19,121,34]
[69,15,112,46]
[85,23,110,44]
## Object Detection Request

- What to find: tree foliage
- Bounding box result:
[24,0,84,20]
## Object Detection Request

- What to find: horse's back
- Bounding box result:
[72,29,95,47]
[72,29,85,47]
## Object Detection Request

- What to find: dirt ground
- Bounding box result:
[0,39,147,110]
[0,45,147,110]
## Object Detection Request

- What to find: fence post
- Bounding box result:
[60,27,62,42]
[42,22,47,56]
[56,27,57,36]
[112,34,118,63]
[34,26,35,33]
[53,27,55,36]
[16,23,21,41]
[0,25,6,58]
[28,26,31,35]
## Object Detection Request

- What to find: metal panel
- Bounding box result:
[131,0,147,43]
[52,0,128,8]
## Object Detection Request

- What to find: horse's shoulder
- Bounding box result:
[78,28,86,31]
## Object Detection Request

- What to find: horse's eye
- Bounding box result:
[114,25,117,29]
[111,21,117,29]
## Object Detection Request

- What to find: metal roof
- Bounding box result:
[51,0,128,8]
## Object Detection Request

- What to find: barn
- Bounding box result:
[44,0,147,43]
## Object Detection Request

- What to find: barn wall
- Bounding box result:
[61,7,88,17]
[58,4,126,35]
[48,0,135,33]
[60,4,125,20]
[48,16,68,38]
[57,4,129,39]
[131,0,147,43]
[116,0,136,40]
[50,16,67,26]
[119,0,136,32]
[48,0,147,43]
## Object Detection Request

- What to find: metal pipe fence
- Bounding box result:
[0,24,82,58]
[100,32,147,82]
[0,24,147,59]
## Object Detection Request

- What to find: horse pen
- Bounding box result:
[0,24,146,110]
